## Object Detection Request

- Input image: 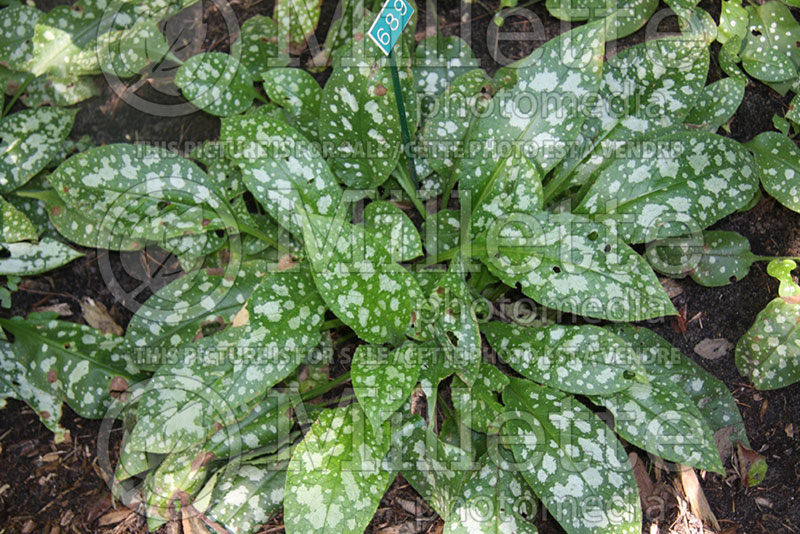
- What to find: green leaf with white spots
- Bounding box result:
[0,313,142,419]
[351,343,422,428]
[546,0,658,40]
[93,22,173,79]
[301,212,421,344]
[7,73,99,108]
[456,21,606,208]
[718,0,748,44]
[444,451,538,534]
[0,107,76,193]
[684,77,745,132]
[590,381,724,473]
[573,130,759,244]
[1,196,37,243]
[207,391,295,457]
[262,67,322,142]
[608,324,750,448]
[0,340,68,442]
[549,37,709,197]
[364,200,422,262]
[204,460,287,533]
[647,230,759,286]
[231,15,289,80]
[502,378,641,534]
[27,3,105,78]
[421,208,461,257]
[284,403,394,534]
[123,260,267,350]
[450,360,509,433]
[222,113,342,238]
[0,237,83,276]
[274,0,322,48]
[748,131,800,213]
[413,35,479,117]
[0,5,41,70]
[49,144,230,241]
[319,35,416,188]
[397,416,472,520]
[175,52,255,117]
[741,2,800,88]
[145,442,212,528]
[483,322,646,395]
[736,259,800,390]
[476,210,675,321]
[418,69,493,194]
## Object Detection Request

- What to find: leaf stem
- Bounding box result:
[319,318,344,331]
[300,371,352,402]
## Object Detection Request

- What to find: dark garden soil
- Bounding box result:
[1,0,800,532]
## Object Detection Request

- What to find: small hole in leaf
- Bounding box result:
[552,266,561,274]
[445,331,459,346]
[604,244,612,253]
[156,200,170,210]
[215,229,225,238]
[64,343,71,349]
[0,248,10,259]
[729,275,737,283]
[587,230,599,241]
[623,370,636,379]
[752,29,762,36]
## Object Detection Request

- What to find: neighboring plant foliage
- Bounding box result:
[3,1,800,534]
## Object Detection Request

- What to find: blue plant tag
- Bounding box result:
[367,0,415,55]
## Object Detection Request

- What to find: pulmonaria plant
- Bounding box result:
[2,7,797,534]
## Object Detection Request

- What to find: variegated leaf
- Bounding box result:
[175,52,255,116]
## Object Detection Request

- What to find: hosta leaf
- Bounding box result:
[573,130,758,243]
[397,416,472,520]
[502,378,641,534]
[0,313,142,419]
[477,210,675,321]
[319,34,416,188]
[0,107,76,193]
[204,461,287,533]
[284,404,393,534]
[647,230,759,286]
[364,200,422,262]
[0,340,67,441]
[609,324,750,448]
[413,35,479,116]
[123,259,267,350]
[301,212,420,344]
[684,77,745,132]
[483,322,646,395]
[546,0,658,40]
[175,52,255,116]
[1,196,37,243]
[0,5,42,70]
[274,0,322,48]
[444,451,538,534]
[0,237,82,276]
[590,381,724,472]
[223,113,342,237]
[747,131,800,213]
[736,261,800,390]
[231,15,289,80]
[352,343,421,428]
[741,2,800,87]
[262,67,322,142]
[457,21,606,207]
[49,144,230,240]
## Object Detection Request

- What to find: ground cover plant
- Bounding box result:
[1,0,799,533]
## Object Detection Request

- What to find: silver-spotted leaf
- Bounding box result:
[231,15,289,80]
[364,200,422,262]
[0,237,83,276]
[262,67,322,142]
[477,210,675,321]
[284,404,393,534]
[647,230,758,286]
[274,0,322,48]
[684,77,745,132]
[0,107,76,193]
[748,131,800,213]
[175,52,255,116]
[413,35,479,116]
[301,212,421,344]
[741,2,800,87]
[0,5,42,70]
[502,378,641,534]
[546,0,658,40]
[351,343,422,427]
[1,196,37,243]
[483,322,646,395]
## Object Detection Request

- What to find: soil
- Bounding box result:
[1,0,800,533]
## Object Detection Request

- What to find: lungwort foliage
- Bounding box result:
[4,2,800,534]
